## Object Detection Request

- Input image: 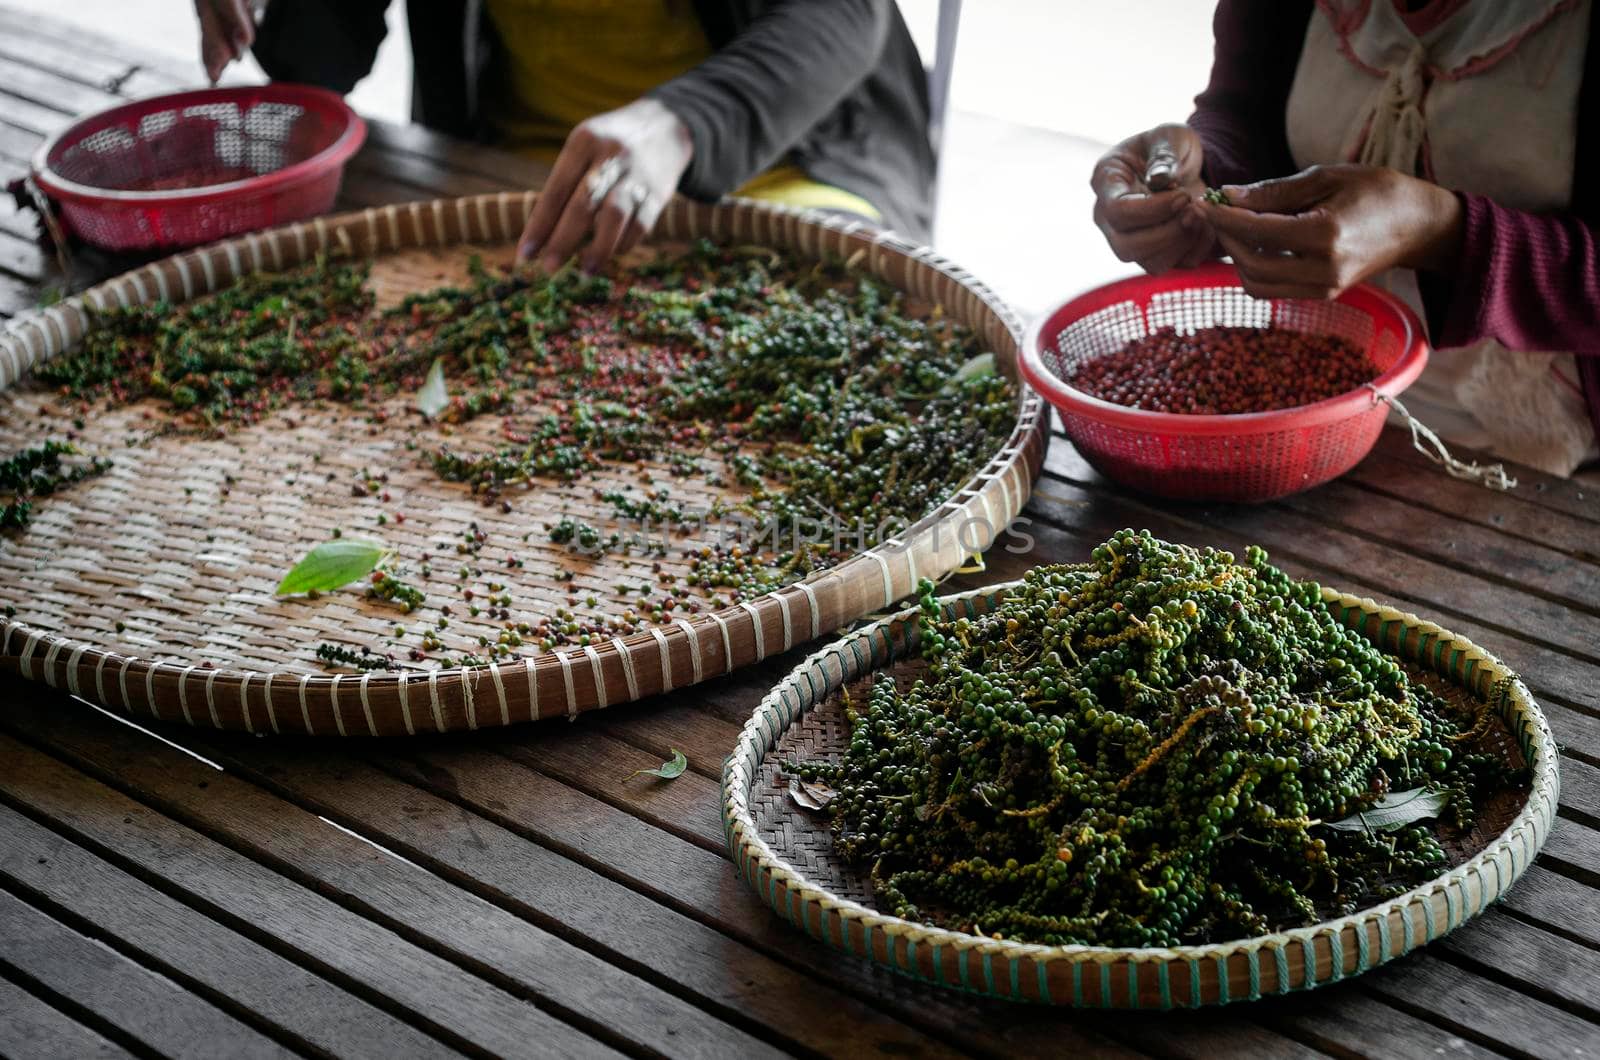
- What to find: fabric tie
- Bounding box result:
[1356,41,1429,174]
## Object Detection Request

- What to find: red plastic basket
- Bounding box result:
[31,84,366,252]
[1021,264,1428,503]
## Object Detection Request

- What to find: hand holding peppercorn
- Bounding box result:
[1198,163,1464,300]
[1090,124,1218,276]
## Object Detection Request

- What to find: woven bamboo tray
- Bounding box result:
[722,582,1560,1008]
[0,194,1048,734]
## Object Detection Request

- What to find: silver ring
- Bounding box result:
[621,180,649,211]
[586,156,625,209]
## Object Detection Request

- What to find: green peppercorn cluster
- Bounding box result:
[1,441,111,530]
[796,530,1521,946]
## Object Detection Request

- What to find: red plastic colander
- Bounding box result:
[31,84,366,252]
[1021,263,1428,503]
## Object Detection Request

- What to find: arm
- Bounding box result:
[1422,194,1600,357]
[1187,0,1313,188]
[649,0,895,200]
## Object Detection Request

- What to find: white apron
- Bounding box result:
[1285,0,1598,477]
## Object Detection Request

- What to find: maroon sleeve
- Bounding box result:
[1419,192,1600,437]
[1424,192,1600,357]
[1187,0,1314,187]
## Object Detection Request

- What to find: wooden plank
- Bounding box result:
[1257,988,1499,1060]
[1435,912,1600,1024]
[1542,819,1600,883]
[0,118,41,164]
[1499,866,1600,950]
[0,6,195,88]
[175,736,1028,1060]
[0,228,45,281]
[0,802,456,1058]
[0,272,38,318]
[0,37,186,99]
[0,975,135,1060]
[1363,953,1600,1059]
[1279,478,1600,617]
[0,93,69,137]
[0,727,624,1060]
[0,887,290,1059]
[0,56,111,117]
[1342,456,1600,563]
[345,147,509,198]
[0,709,811,1060]
[1367,427,1600,527]
[364,119,548,189]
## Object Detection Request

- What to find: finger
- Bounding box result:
[518,136,595,262]
[1221,167,1335,215]
[1144,140,1180,192]
[1177,232,1219,269]
[616,194,664,257]
[195,1,225,81]
[1096,188,1191,235]
[1203,201,1334,256]
[1214,231,1337,293]
[537,171,606,272]
[1098,217,1192,264]
[580,187,640,273]
[1234,276,1335,302]
[614,215,650,258]
[1139,243,1193,277]
[218,0,256,51]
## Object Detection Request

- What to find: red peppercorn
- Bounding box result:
[1068,325,1374,415]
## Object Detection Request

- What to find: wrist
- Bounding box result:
[1407,183,1464,273]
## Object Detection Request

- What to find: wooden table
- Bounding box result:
[2,10,1598,1058]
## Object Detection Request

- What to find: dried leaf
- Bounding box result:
[629,748,687,781]
[1323,787,1448,833]
[276,539,388,596]
[416,357,449,419]
[788,778,835,812]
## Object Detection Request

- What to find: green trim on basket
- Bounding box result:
[719,582,1559,1007]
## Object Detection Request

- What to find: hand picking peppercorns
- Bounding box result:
[792,530,1522,947]
[1068,325,1376,415]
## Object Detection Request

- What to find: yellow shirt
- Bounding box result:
[483,0,881,220]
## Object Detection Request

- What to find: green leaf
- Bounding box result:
[947,353,996,389]
[629,748,687,781]
[1323,787,1448,833]
[276,539,388,596]
[416,357,449,419]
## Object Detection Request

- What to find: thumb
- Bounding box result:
[1142,124,1198,192]
[1223,168,1334,215]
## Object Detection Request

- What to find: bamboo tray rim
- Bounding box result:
[0,193,1049,734]
[721,579,1561,1007]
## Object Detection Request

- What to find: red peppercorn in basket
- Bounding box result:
[1020,264,1428,503]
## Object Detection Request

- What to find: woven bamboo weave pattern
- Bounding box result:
[0,195,1048,734]
[722,583,1559,1008]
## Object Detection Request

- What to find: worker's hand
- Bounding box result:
[194,0,257,84]
[516,98,694,274]
[1091,123,1216,275]
[1200,164,1464,299]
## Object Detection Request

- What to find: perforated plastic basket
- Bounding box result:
[31,85,365,252]
[1020,264,1428,503]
